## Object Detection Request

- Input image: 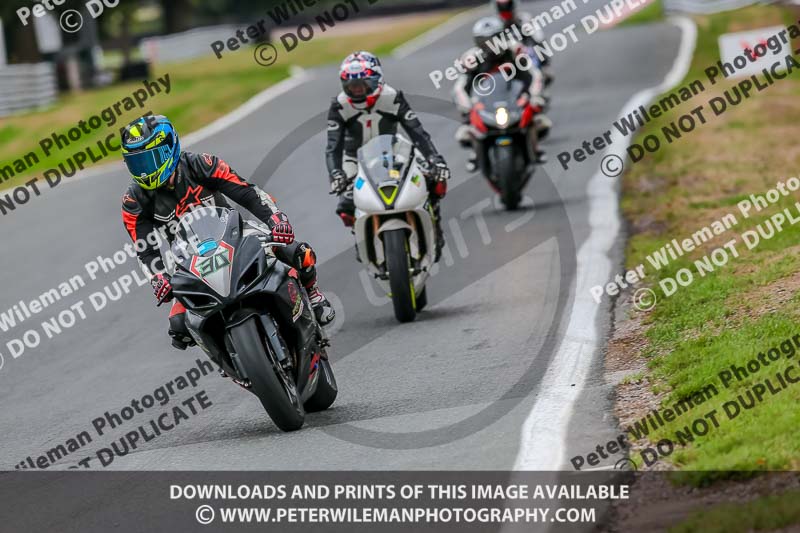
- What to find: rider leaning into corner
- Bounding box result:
[325,51,452,259]
[119,115,335,350]
[453,16,552,172]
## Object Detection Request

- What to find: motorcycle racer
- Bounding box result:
[326,51,450,256]
[495,0,553,83]
[453,17,551,172]
[120,115,335,350]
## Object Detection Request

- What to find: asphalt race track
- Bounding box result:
[0,2,682,471]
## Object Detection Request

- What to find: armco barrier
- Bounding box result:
[0,63,57,117]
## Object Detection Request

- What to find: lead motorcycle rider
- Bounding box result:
[326,51,451,256]
[454,17,551,172]
[120,115,335,350]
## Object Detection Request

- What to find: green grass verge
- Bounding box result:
[0,11,456,191]
[669,490,800,533]
[619,0,663,26]
[620,3,800,482]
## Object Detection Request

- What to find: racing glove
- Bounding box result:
[429,155,450,199]
[522,92,545,113]
[151,273,173,305]
[267,212,295,244]
[329,169,348,195]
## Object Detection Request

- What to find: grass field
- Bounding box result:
[0,11,456,190]
[619,3,800,481]
[619,0,663,26]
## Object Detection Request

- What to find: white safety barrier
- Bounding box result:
[0,63,57,116]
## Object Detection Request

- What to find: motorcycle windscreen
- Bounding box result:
[171,206,235,297]
[357,134,414,184]
[478,73,527,105]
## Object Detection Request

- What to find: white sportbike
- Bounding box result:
[352,134,439,323]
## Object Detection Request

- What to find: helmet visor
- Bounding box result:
[342,77,380,101]
[123,132,176,184]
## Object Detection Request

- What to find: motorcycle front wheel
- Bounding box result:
[383,229,417,323]
[494,144,522,210]
[304,356,338,412]
[228,317,305,431]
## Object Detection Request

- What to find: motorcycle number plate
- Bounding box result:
[496,137,513,146]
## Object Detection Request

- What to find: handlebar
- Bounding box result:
[244,220,288,249]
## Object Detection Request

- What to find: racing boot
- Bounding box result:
[168,305,197,350]
[456,124,478,173]
[534,113,552,141]
[336,189,356,228]
[466,150,478,173]
[295,243,335,325]
[306,282,336,325]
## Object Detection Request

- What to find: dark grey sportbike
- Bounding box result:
[168,206,337,431]
[469,72,539,210]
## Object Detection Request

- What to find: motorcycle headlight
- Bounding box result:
[495,107,509,127]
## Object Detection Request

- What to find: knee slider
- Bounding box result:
[296,242,316,269]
